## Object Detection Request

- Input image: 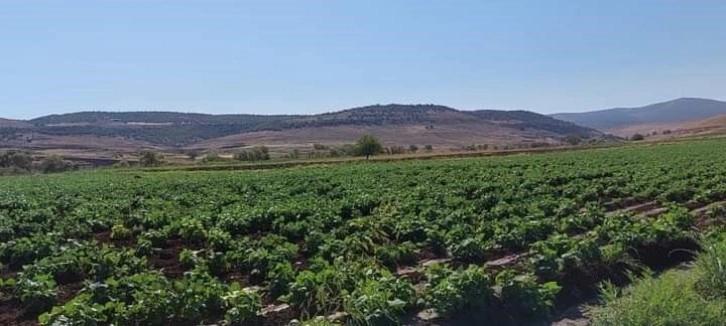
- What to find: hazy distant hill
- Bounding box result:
[551,98,726,131]
[0,104,603,151]
[190,105,604,150]
[0,118,30,128]
[470,110,596,136]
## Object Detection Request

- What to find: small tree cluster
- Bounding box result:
[234,146,270,162]
[139,151,165,167]
[463,144,489,151]
[385,146,406,155]
[563,134,582,146]
[313,143,329,150]
[201,151,228,163]
[186,151,200,160]
[39,155,76,174]
[0,150,32,170]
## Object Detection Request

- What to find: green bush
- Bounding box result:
[592,270,726,326]
[694,238,726,300]
[138,151,164,167]
[234,146,270,161]
[40,155,76,173]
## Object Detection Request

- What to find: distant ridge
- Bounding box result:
[0,118,30,128]
[0,104,603,150]
[551,98,726,131]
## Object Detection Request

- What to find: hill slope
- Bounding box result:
[1,105,603,152]
[0,118,31,128]
[551,98,726,131]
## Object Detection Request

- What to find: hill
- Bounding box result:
[0,118,31,128]
[551,98,726,133]
[687,114,726,129]
[665,114,726,137]
[1,105,604,153]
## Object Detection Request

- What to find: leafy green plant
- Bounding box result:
[222,282,262,325]
[110,223,132,240]
[343,275,414,325]
[495,270,560,318]
[16,273,57,315]
[422,264,493,316]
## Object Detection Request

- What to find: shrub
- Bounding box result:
[563,134,582,145]
[630,133,645,141]
[388,146,406,155]
[186,151,199,160]
[694,238,726,300]
[113,159,130,168]
[234,146,270,161]
[0,150,32,170]
[40,155,76,173]
[591,270,726,326]
[139,151,164,167]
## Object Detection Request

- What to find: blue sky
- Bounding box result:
[1,1,725,119]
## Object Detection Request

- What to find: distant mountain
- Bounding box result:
[551,98,726,131]
[0,105,603,152]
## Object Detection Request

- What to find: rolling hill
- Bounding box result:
[0,118,31,128]
[663,114,726,137]
[551,98,726,133]
[1,105,603,153]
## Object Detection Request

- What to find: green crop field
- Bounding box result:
[1,138,725,325]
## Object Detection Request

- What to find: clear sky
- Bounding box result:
[2,1,725,119]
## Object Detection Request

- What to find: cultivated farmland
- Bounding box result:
[1,138,725,325]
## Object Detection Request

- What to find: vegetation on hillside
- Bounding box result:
[2,105,603,147]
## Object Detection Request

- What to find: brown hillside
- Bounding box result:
[188,122,563,150]
[686,114,726,129]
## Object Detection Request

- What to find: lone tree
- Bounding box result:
[40,155,76,174]
[139,151,164,167]
[354,134,383,160]
[630,133,645,141]
[186,150,199,160]
[563,134,582,146]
